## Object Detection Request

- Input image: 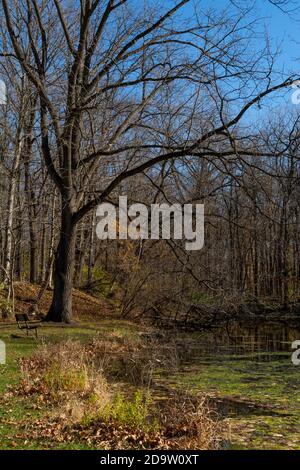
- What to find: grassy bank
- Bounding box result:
[0,322,133,449]
[1,283,298,450]
[0,321,224,450]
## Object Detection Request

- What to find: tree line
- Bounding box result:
[0,0,299,322]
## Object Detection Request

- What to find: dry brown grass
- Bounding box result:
[159,392,226,449]
[1,281,114,321]
[20,340,108,395]
[87,334,179,386]
[17,337,226,449]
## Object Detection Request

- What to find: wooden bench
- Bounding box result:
[15,313,41,338]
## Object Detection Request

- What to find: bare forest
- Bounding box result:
[0,0,300,455]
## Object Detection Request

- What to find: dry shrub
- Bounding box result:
[74,333,180,387]
[159,392,227,450]
[20,340,109,404]
[96,334,179,386]
[18,339,225,449]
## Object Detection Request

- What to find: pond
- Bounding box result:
[165,321,300,450]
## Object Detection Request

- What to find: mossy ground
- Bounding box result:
[167,351,300,450]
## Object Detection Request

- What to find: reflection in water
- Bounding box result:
[190,321,300,356]
[168,321,300,449]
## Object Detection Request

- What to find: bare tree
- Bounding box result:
[0,0,297,322]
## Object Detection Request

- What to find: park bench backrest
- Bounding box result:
[15,313,39,338]
[15,313,30,323]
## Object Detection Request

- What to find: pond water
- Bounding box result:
[166,321,300,449]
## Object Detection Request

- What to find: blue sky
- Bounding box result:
[178,0,300,122]
[253,0,299,73]
[183,0,300,74]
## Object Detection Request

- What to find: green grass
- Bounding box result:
[0,331,40,449]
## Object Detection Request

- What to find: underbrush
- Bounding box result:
[17,338,225,449]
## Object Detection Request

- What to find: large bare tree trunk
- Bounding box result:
[44,205,75,323]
